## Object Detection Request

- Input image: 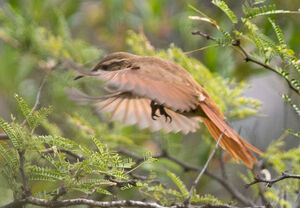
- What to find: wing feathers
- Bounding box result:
[91,92,200,134]
[80,68,199,112]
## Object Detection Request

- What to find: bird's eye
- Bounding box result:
[102,64,108,70]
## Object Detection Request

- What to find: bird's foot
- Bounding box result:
[150,100,172,123]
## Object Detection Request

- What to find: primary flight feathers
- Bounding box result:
[68,52,262,168]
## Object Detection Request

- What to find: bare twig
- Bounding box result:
[246,172,300,188]
[0,74,49,141]
[21,75,48,127]
[184,130,225,205]
[219,149,228,180]
[0,196,266,208]
[192,31,299,95]
[0,133,9,140]
[192,31,216,41]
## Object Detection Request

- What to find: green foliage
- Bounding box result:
[192,0,300,97]
[145,170,222,206]
[243,3,300,19]
[0,96,139,197]
[0,1,299,207]
[212,0,238,24]
[15,94,52,131]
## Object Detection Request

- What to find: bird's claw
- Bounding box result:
[151,113,159,120]
[150,100,173,123]
[164,113,172,123]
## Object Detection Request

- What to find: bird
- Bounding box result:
[67,52,262,168]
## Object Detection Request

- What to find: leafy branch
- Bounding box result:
[191,31,299,95]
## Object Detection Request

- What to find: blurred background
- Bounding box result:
[0,0,299,205]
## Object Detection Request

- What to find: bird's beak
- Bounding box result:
[74,75,84,80]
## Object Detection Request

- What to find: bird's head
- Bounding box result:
[92,52,136,71]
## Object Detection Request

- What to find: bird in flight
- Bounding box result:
[68,52,262,168]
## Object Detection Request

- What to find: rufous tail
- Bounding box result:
[200,103,262,168]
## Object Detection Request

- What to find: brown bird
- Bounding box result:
[68,52,262,168]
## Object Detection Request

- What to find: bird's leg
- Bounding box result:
[150,100,159,120]
[150,101,172,122]
[158,106,172,123]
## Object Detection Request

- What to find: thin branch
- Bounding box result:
[0,74,49,141]
[192,31,216,41]
[0,196,265,208]
[246,172,300,188]
[43,147,85,162]
[219,149,228,180]
[21,74,48,127]
[185,130,225,205]
[108,177,137,187]
[0,133,9,140]
[18,150,30,197]
[192,31,299,95]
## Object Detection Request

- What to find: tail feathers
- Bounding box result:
[200,103,262,168]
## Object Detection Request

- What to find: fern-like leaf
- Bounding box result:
[0,143,17,170]
[15,94,30,118]
[27,165,63,182]
[167,171,189,198]
[268,18,285,45]
[0,119,23,149]
[92,137,104,153]
[282,94,300,116]
[212,0,238,24]
[245,4,300,19]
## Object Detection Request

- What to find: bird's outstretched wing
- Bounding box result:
[66,88,201,134]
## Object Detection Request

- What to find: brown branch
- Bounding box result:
[192,31,299,95]
[246,172,300,188]
[18,150,30,197]
[43,147,85,161]
[192,31,216,41]
[107,177,137,187]
[0,133,9,140]
[118,148,255,207]
[0,196,266,208]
